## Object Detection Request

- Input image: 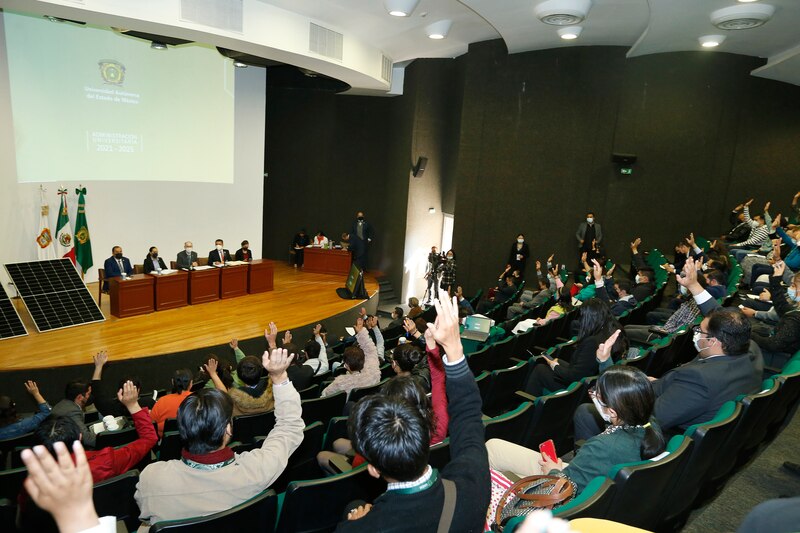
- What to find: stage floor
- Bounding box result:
[0,263,378,371]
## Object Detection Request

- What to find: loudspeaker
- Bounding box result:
[611,153,637,165]
[412,156,428,178]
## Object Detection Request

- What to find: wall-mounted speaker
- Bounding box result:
[412,156,428,178]
[611,153,637,165]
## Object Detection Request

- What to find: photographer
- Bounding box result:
[425,246,443,304]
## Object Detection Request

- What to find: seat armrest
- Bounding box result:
[515,390,537,402]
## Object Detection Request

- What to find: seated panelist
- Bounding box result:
[176,241,198,269]
[209,238,232,266]
[102,245,133,291]
[235,240,253,262]
[143,246,168,274]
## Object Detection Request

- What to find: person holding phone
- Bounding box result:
[486,361,665,495]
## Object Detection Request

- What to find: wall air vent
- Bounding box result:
[534,0,592,26]
[381,55,392,82]
[310,23,344,61]
[711,4,775,30]
[180,0,243,33]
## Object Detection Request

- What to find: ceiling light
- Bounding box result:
[384,0,419,17]
[534,0,593,26]
[737,0,760,3]
[699,35,726,48]
[711,4,774,30]
[150,41,167,50]
[558,26,582,40]
[233,60,248,68]
[426,20,452,40]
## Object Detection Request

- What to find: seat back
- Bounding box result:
[0,432,36,469]
[150,489,277,532]
[272,422,326,493]
[348,379,387,403]
[489,336,517,370]
[429,438,451,470]
[765,368,800,441]
[163,417,179,433]
[524,381,585,451]
[322,416,350,451]
[475,371,492,403]
[0,466,27,500]
[297,384,320,400]
[302,391,347,427]
[159,431,183,461]
[605,436,694,530]
[481,361,529,417]
[466,344,495,375]
[276,465,386,533]
[658,401,743,531]
[483,402,535,446]
[553,476,616,520]
[93,470,141,532]
[95,426,139,449]
[232,410,276,443]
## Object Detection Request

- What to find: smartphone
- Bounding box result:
[539,439,558,462]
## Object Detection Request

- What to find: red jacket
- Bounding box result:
[87,407,158,482]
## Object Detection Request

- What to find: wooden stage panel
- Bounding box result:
[0,264,377,371]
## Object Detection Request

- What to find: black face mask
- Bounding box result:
[151,252,158,258]
[357,217,365,221]
[114,253,122,259]
[243,247,249,251]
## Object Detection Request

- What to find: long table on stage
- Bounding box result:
[303,247,351,275]
[221,264,248,298]
[189,268,221,304]
[248,259,274,293]
[110,275,154,318]
[153,270,188,311]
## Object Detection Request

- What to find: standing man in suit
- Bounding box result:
[102,245,133,291]
[208,239,231,266]
[350,211,374,271]
[576,212,603,259]
[143,246,168,274]
[235,240,253,261]
[176,241,198,270]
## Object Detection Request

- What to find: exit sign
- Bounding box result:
[620,168,633,175]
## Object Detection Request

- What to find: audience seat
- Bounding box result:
[517,381,586,452]
[0,432,36,470]
[466,345,495,376]
[150,489,277,533]
[302,391,347,427]
[483,402,535,446]
[428,438,451,470]
[474,371,492,403]
[322,416,350,452]
[552,477,617,522]
[348,379,387,403]
[297,384,320,400]
[271,422,326,493]
[93,470,141,532]
[95,426,139,449]
[159,431,183,461]
[276,465,386,533]
[163,417,179,433]
[232,410,276,444]
[481,361,529,417]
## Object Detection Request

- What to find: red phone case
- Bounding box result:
[539,439,557,462]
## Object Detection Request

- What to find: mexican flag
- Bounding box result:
[55,188,76,264]
[74,187,93,273]
[36,186,56,260]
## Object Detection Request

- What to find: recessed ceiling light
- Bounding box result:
[558,26,583,40]
[233,60,248,68]
[384,0,419,17]
[699,35,726,48]
[426,20,452,40]
[737,0,760,3]
[150,41,167,50]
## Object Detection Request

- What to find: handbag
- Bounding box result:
[491,474,576,531]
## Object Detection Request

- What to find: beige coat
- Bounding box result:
[134,383,304,531]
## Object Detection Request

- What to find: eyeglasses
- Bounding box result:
[692,325,710,336]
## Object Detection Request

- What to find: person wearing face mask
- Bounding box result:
[102,245,133,291]
[745,265,800,368]
[176,241,198,270]
[350,211,374,270]
[488,361,665,498]
[50,379,97,448]
[143,246,167,274]
[440,249,457,297]
[508,234,530,277]
[208,238,231,266]
[235,240,253,261]
[576,212,603,258]
[729,199,772,263]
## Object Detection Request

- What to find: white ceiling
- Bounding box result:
[3,0,800,90]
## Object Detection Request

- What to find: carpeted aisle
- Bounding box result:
[682,407,800,532]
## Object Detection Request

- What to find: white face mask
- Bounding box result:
[701,263,709,272]
[693,331,715,353]
[679,285,688,296]
[517,239,524,244]
[635,275,641,284]
[185,247,192,253]
[586,217,594,224]
[592,396,612,423]
[216,244,223,251]
[447,255,453,260]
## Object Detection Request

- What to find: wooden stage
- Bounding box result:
[1,263,378,371]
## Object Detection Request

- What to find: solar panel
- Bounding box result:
[4,259,105,333]
[0,289,27,340]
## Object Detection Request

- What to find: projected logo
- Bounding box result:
[98,60,126,85]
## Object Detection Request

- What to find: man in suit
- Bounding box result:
[576,258,762,440]
[350,211,373,270]
[176,241,198,269]
[576,212,602,258]
[235,240,253,261]
[102,245,133,291]
[50,379,96,448]
[143,246,168,274]
[208,238,232,266]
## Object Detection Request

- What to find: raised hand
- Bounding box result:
[117,380,141,414]
[93,350,108,367]
[630,237,641,251]
[229,338,238,350]
[402,317,417,335]
[204,358,218,376]
[360,307,367,317]
[685,232,696,248]
[427,297,463,362]
[535,260,541,271]
[744,198,754,207]
[423,326,437,350]
[580,251,587,264]
[764,201,771,212]
[263,348,294,382]
[547,253,555,263]
[313,323,322,337]
[772,213,782,229]
[773,261,786,278]
[734,203,744,211]
[677,257,703,296]
[590,259,603,282]
[347,503,373,521]
[265,322,278,349]
[24,380,46,404]
[367,316,378,329]
[282,330,293,345]
[354,316,365,334]
[21,442,99,533]
[596,329,621,363]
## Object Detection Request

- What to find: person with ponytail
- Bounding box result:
[487,335,664,495]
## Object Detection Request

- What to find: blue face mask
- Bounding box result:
[788,287,800,302]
